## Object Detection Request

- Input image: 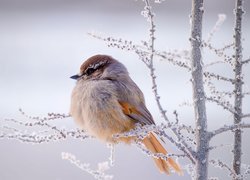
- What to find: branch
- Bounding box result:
[242,58,250,65]
[61,152,113,180]
[204,71,235,83]
[208,123,250,139]
[205,79,235,98]
[155,50,191,70]
[0,123,90,144]
[107,144,115,167]
[143,0,197,162]
[208,143,232,151]
[209,160,250,180]
[134,139,187,160]
[242,164,250,179]
[143,0,168,125]
[233,0,244,176]
[160,130,196,164]
[209,159,237,179]
[203,42,234,67]
[242,114,250,119]
[0,110,91,144]
[88,33,151,66]
[243,91,250,96]
[114,123,196,164]
[206,14,226,43]
[190,1,209,179]
[204,60,226,68]
[206,96,235,114]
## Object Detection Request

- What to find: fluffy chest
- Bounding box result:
[70,80,134,142]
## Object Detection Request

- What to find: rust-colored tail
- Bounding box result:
[142,132,182,175]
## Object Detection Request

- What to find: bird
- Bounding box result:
[70,54,182,175]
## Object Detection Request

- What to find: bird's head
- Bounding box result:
[70,55,129,81]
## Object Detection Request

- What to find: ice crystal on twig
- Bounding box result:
[0,110,91,144]
[206,14,226,43]
[61,152,113,180]
[107,143,115,167]
[209,159,237,179]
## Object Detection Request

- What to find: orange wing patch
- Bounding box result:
[119,101,141,116]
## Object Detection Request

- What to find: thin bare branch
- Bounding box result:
[143,0,198,162]
[242,58,250,65]
[206,14,227,43]
[209,159,237,179]
[204,71,235,83]
[134,139,187,160]
[204,60,226,68]
[205,79,235,98]
[203,42,234,66]
[61,152,113,180]
[208,123,250,139]
[155,50,191,70]
[208,143,232,151]
[206,96,235,114]
[242,114,250,119]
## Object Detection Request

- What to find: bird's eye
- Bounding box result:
[85,67,95,76]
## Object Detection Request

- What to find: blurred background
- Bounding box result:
[0,0,249,179]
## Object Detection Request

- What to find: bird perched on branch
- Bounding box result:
[70,54,182,175]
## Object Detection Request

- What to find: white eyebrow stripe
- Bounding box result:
[86,60,108,71]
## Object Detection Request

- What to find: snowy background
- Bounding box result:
[0,0,250,179]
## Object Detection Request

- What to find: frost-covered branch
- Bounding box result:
[143,0,170,124]
[61,152,113,180]
[206,96,235,114]
[233,0,244,177]
[142,0,198,163]
[205,80,235,98]
[242,114,250,119]
[208,123,250,139]
[242,58,250,65]
[206,14,226,43]
[134,139,187,160]
[202,42,234,67]
[209,160,250,180]
[155,50,191,70]
[0,110,91,144]
[204,71,235,83]
[208,143,233,151]
[209,159,237,179]
[190,0,209,180]
[113,123,196,164]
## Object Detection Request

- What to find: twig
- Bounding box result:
[61,152,113,180]
[242,114,250,119]
[155,51,191,70]
[204,71,235,83]
[206,96,235,114]
[143,0,197,162]
[242,58,250,65]
[107,144,115,167]
[202,42,234,66]
[208,143,232,151]
[208,123,250,139]
[134,139,187,160]
[206,14,226,43]
[209,159,237,179]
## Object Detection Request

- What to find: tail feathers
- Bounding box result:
[142,132,182,175]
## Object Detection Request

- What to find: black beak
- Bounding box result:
[70,74,81,80]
